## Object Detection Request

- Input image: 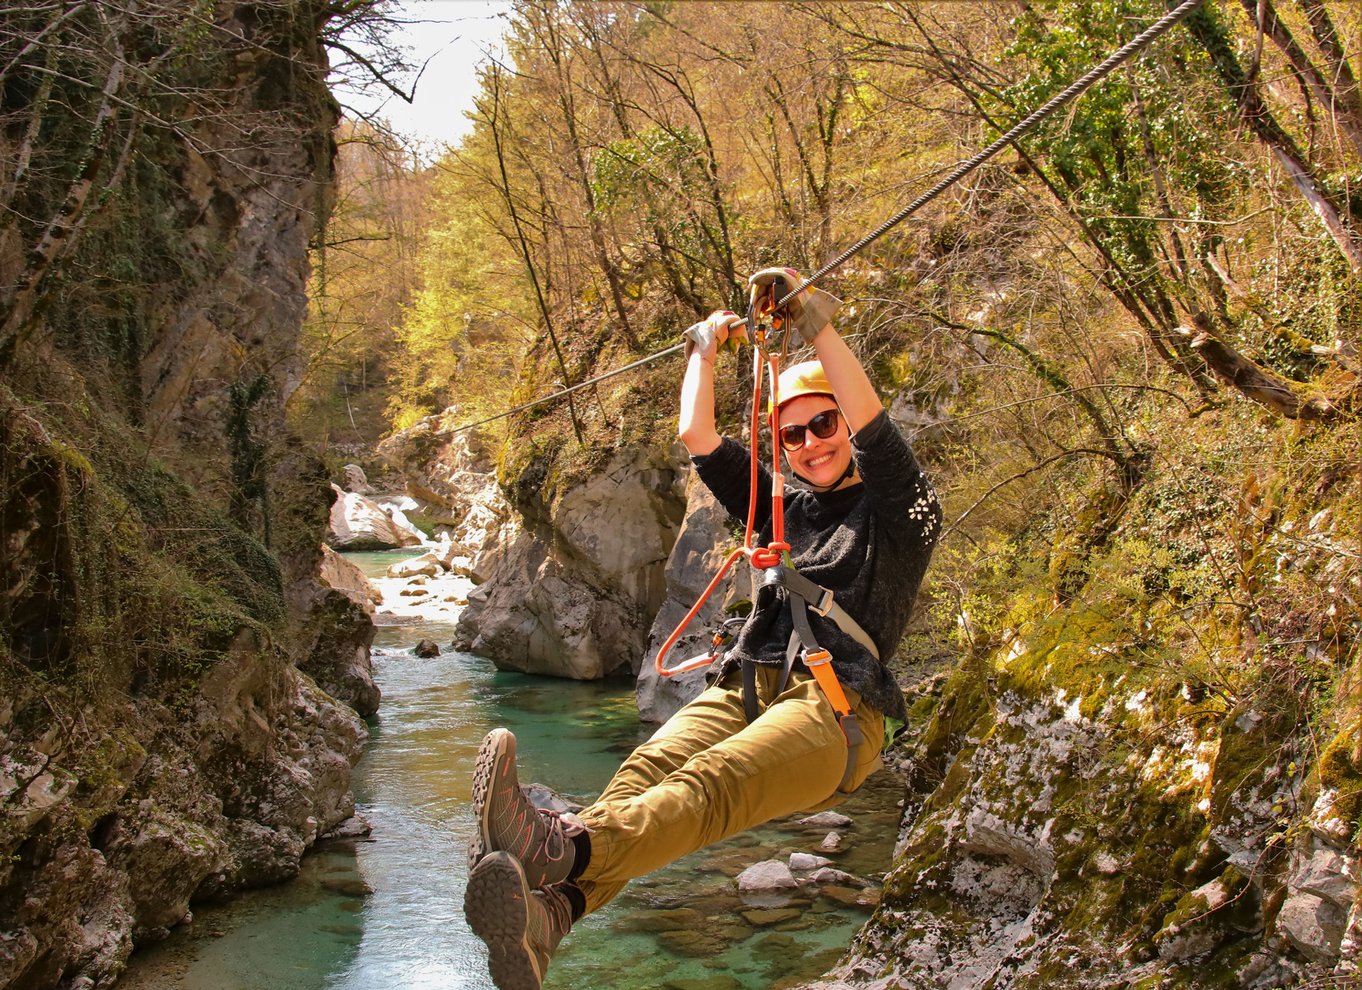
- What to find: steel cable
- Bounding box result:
[780,0,1205,306]
[438,0,1205,438]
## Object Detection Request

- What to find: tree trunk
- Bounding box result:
[482,68,585,443]
[1177,314,1338,420]
[0,54,127,365]
[1185,5,1362,271]
[530,2,639,351]
[1294,0,1362,145]
[1240,0,1362,158]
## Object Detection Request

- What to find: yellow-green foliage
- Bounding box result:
[959,406,1360,722]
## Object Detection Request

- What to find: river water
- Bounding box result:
[120,553,902,990]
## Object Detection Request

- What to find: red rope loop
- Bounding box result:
[656,320,794,678]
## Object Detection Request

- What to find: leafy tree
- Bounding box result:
[295,120,432,443]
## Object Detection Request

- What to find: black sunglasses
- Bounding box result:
[778,409,840,451]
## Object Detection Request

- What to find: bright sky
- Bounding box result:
[331,0,515,154]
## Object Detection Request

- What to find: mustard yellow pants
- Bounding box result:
[574,665,884,915]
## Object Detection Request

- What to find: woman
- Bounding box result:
[464,268,941,990]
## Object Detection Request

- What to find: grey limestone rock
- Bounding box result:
[456,448,685,680]
[737,859,801,894]
[327,485,424,550]
[1278,892,1349,964]
[637,469,745,723]
[790,852,835,874]
[798,811,853,830]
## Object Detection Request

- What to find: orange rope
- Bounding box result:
[655,311,792,678]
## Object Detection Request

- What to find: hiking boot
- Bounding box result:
[465,851,573,990]
[469,728,582,887]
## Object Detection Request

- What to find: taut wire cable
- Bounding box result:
[437,0,1205,438]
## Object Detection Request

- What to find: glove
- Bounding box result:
[748,267,841,345]
[682,310,745,362]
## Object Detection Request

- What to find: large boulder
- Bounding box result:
[327,484,423,550]
[342,464,375,494]
[455,448,685,680]
[298,587,380,717]
[1274,828,1359,964]
[637,471,746,722]
[318,544,382,612]
[387,551,442,578]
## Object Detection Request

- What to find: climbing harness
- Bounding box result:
[654,274,874,793]
[435,0,1205,440]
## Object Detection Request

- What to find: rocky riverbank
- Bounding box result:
[0,3,377,986]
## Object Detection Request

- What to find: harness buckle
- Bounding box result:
[804,648,833,667]
[810,588,835,617]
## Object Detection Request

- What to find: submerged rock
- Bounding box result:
[321,814,373,840]
[742,907,802,926]
[819,885,879,910]
[808,866,866,888]
[628,907,708,933]
[797,811,853,830]
[738,859,801,894]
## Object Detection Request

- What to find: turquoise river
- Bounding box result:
[119,552,902,990]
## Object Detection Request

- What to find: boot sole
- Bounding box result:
[464,852,543,990]
[468,728,515,872]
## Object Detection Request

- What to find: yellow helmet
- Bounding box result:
[771,360,834,412]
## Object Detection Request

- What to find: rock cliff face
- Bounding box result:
[382,418,688,680]
[0,3,367,987]
[378,424,510,581]
[802,680,1360,989]
[636,473,745,723]
[457,448,686,679]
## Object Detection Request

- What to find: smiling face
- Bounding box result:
[777,393,854,489]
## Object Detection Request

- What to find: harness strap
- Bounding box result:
[739,564,871,793]
[759,567,880,659]
[741,632,797,725]
[788,588,864,792]
[804,650,865,792]
[741,657,759,724]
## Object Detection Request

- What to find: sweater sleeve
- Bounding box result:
[851,410,942,548]
[691,437,773,531]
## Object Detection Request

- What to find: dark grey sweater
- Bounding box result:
[692,410,941,723]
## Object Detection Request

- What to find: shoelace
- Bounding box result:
[529,809,586,868]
